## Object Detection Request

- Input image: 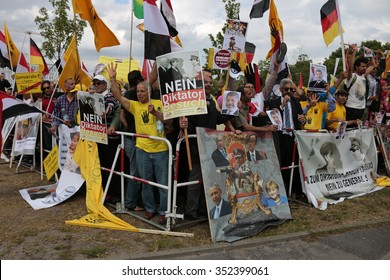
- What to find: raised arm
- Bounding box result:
[107,62,130,112]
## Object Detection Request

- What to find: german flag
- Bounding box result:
[30,38,49,75]
[321,0,341,46]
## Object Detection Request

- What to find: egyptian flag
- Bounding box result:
[250,0,270,19]
[16,53,31,73]
[0,91,40,120]
[30,38,49,75]
[0,30,11,69]
[321,0,342,46]
[160,0,178,37]
[144,0,181,60]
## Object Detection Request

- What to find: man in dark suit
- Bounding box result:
[211,134,230,167]
[208,184,232,219]
[246,134,267,163]
[221,91,239,116]
[158,57,172,95]
[269,78,306,196]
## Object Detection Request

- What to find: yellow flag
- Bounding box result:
[3,22,21,68]
[58,37,92,92]
[266,0,284,59]
[71,0,120,52]
[66,140,139,231]
[382,51,390,79]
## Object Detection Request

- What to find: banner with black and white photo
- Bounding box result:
[295,129,383,210]
[197,127,291,242]
[58,124,80,174]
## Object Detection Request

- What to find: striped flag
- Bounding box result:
[249,0,270,19]
[320,0,342,46]
[133,0,144,19]
[16,53,31,73]
[144,0,180,60]
[0,91,41,120]
[30,38,49,76]
[0,30,11,69]
[160,0,178,37]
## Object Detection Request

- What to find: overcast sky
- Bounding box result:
[1,0,389,73]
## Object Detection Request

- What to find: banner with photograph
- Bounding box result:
[222,19,248,53]
[156,50,207,119]
[58,124,81,174]
[12,113,40,156]
[295,129,383,210]
[19,171,84,210]
[78,91,107,144]
[197,128,291,242]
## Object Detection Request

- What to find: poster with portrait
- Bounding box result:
[295,129,383,210]
[197,127,291,242]
[58,124,81,174]
[78,91,107,144]
[221,91,240,116]
[12,112,40,156]
[222,19,248,53]
[266,110,283,130]
[19,171,84,210]
[156,50,207,119]
[308,63,327,91]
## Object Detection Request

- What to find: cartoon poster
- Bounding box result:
[156,50,207,119]
[78,91,107,144]
[19,171,84,210]
[12,112,40,156]
[197,127,291,242]
[222,19,248,53]
[295,129,383,210]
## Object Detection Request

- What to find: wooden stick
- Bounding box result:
[184,128,192,171]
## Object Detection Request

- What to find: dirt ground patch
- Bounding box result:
[1,161,390,260]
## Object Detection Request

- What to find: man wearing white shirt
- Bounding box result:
[208,184,232,220]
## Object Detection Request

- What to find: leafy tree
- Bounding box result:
[34,0,86,62]
[323,40,390,78]
[289,53,312,87]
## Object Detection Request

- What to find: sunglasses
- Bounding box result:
[43,87,50,90]
[284,87,296,93]
[92,81,104,86]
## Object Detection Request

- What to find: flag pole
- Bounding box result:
[129,2,134,73]
[335,0,346,71]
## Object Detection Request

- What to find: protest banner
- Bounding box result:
[14,72,41,94]
[19,171,84,210]
[197,127,291,242]
[78,91,107,144]
[12,112,40,156]
[156,50,207,119]
[98,55,140,84]
[222,19,248,53]
[43,145,58,180]
[58,124,81,173]
[295,129,383,210]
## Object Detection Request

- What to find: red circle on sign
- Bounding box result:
[214,49,231,68]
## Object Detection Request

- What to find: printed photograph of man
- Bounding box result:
[208,184,232,220]
[315,141,343,174]
[221,91,240,116]
[267,110,283,130]
[246,134,267,162]
[336,121,347,139]
[211,134,230,167]
[308,64,327,90]
[349,137,369,163]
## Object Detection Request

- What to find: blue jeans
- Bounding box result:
[124,137,142,209]
[136,148,168,215]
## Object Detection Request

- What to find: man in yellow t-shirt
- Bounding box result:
[326,89,361,132]
[108,63,172,226]
[300,88,335,130]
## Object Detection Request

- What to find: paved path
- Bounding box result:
[131,218,390,260]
